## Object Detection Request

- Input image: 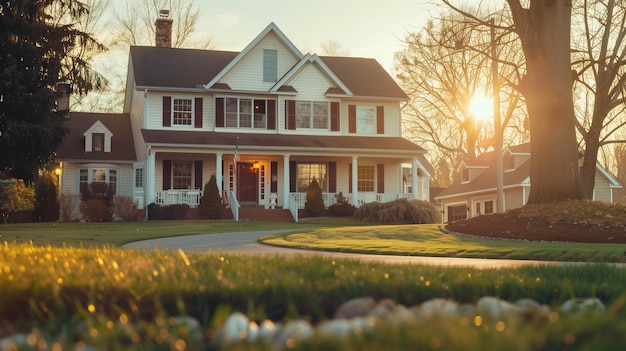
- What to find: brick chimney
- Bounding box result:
[155,10,173,48]
[56,83,71,119]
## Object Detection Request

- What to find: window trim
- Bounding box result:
[78,167,118,194]
[357,165,375,192]
[296,162,328,192]
[356,105,376,134]
[92,133,104,152]
[221,97,272,129]
[263,49,278,82]
[171,97,194,127]
[294,100,329,130]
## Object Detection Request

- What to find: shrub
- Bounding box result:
[114,196,137,221]
[304,177,326,217]
[146,203,190,220]
[33,173,59,222]
[354,198,439,224]
[0,179,35,224]
[199,175,223,219]
[79,199,111,222]
[328,192,357,217]
[80,182,115,221]
[59,195,78,222]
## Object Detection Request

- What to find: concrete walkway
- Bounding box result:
[123,230,563,268]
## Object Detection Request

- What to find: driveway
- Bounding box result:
[123,230,561,268]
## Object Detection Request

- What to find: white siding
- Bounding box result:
[290,64,334,101]
[594,172,611,202]
[339,99,402,137]
[130,81,147,161]
[221,33,299,91]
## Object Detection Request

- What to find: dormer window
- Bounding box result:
[263,49,277,82]
[462,168,470,183]
[92,133,104,152]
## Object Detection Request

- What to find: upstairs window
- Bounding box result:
[92,133,104,152]
[295,101,328,129]
[263,50,278,82]
[224,98,269,129]
[356,106,376,134]
[173,98,193,125]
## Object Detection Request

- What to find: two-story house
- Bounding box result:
[435,143,622,223]
[55,21,431,221]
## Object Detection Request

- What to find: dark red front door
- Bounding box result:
[238,163,257,202]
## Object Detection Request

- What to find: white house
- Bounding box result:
[435,143,622,223]
[55,21,431,221]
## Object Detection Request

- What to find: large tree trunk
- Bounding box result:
[508,0,582,203]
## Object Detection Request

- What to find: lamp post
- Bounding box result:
[491,18,504,213]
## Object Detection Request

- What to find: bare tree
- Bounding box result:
[444,0,582,203]
[320,40,350,56]
[572,0,626,199]
[395,10,526,186]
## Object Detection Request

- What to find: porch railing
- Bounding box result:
[228,190,240,221]
[154,189,202,207]
[288,194,299,223]
[290,192,413,209]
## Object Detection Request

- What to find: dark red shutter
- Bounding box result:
[348,105,356,133]
[289,161,297,192]
[194,98,203,128]
[376,106,384,134]
[328,162,337,193]
[271,161,278,193]
[163,96,171,127]
[267,100,276,130]
[163,160,172,190]
[330,102,339,131]
[348,163,352,193]
[377,164,385,193]
[194,160,203,189]
[215,98,224,127]
[286,100,296,130]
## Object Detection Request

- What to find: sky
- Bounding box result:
[193,0,439,73]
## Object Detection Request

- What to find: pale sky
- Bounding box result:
[194,0,439,73]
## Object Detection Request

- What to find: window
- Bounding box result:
[135,168,143,188]
[92,133,104,152]
[263,49,278,82]
[484,200,494,214]
[173,98,192,125]
[79,167,118,194]
[297,163,328,192]
[358,165,375,192]
[356,106,376,134]
[172,161,192,189]
[462,169,470,182]
[295,101,328,129]
[475,202,481,215]
[223,98,270,129]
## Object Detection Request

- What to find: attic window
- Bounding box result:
[263,49,278,82]
[462,168,470,183]
[93,133,104,152]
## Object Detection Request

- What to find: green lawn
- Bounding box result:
[260,224,626,263]
[0,218,364,247]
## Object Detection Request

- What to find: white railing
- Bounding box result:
[288,194,299,222]
[155,189,202,207]
[289,192,413,209]
[228,190,240,221]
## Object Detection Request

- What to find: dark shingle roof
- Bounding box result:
[56,113,136,162]
[128,47,407,99]
[141,130,424,154]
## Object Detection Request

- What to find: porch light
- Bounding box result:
[253,161,260,170]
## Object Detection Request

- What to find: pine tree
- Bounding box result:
[0,0,105,181]
[199,175,223,219]
[304,177,326,217]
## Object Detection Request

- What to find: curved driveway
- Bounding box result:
[123,230,561,268]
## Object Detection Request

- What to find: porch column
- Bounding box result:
[215,153,223,193]
[351,156,359,206]
[411,158,419,200]
[283,154,290,209]
[146,148,156,206]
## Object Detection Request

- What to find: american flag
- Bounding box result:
[233,137,239,167]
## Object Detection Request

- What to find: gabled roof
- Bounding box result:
[271,53,352,96]
[436,149,530,199]
[83,120,112,138]
[205,22,303,90]
[127,24,408,99]
[56,113,136,162]
[141,130,425,156]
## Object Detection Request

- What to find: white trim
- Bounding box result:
[270,54,352,96]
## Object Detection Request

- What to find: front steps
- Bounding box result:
[235,207,294,222]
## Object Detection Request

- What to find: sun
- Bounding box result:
[469,93,493,122]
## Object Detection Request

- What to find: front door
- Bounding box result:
[238,163,258,202]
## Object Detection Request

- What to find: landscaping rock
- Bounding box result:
[334,296,376,319]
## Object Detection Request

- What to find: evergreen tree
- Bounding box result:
[199,175,223,219]
[33,173,59,222]
[0,0,105,181]
[304,177,326,217]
